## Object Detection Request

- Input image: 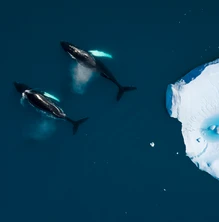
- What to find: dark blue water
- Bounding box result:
[2,1,219,221]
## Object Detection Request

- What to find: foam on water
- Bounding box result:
[69,63,94,94]
[166,58,219,180]
[25,118,57,141]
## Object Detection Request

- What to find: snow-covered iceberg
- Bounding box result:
[166,58,219,180]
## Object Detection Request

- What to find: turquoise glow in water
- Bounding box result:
[201,115,219,142]
[88,50,112,58]
[43,92,60,102]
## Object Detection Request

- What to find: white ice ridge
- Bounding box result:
[166,58,219,180]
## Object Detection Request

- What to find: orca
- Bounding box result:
[13,82,88,135]
[60,41,137,101]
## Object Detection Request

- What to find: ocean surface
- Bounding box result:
[1,1,219,221]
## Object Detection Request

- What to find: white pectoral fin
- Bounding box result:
[43,92,60,103]
[89,50,113,59]
[20,97,26,107]
[68,52,76,60]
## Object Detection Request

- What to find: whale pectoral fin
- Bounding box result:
[43,92,60,103]
[20,97,26,107]
[88,50,112,58]
[100,73,110,79]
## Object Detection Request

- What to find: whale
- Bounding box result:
[60,41,137,101]
[14,82,88,135]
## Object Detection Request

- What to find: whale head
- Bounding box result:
[60,41,90,62]
[14,82,31,94]
[60,41,79,59]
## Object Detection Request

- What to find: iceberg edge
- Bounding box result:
[166,58,219,181]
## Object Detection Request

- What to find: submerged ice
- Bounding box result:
[166,58,219,180]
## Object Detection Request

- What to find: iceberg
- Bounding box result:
[166,58,219,180]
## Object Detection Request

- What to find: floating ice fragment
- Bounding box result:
[209,125,216,131]
[166,58,219,181]
[216,126,219,134]
[150,142,155,147]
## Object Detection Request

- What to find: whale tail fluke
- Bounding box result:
[117,86,137,101]
[66,117,89,135]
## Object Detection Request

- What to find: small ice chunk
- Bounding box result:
[216,126,219,134]
[209,125,216,131]
[150,142,155,147]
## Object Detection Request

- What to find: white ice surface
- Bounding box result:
[166,58,219,180]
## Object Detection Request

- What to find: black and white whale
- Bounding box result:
[60,41,137,101]
[14,82,89,135]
